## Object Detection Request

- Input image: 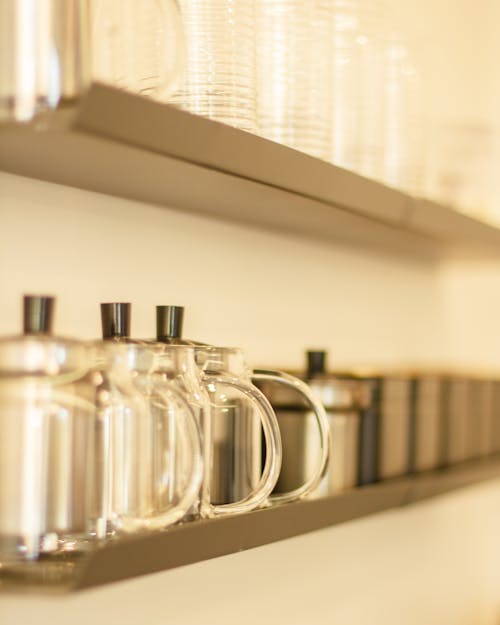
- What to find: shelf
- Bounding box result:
[0,457,496,594]
[1,84,500,260]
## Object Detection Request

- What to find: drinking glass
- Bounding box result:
[256,0,332,159]
[169,0,257,132]
[0,0,90,123]
[90,0,185,101]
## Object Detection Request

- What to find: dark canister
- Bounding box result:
[257,351,365,496]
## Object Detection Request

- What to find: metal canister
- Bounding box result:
[256,375,360,496]
[491,381,500,454]
[476,380,495,458]
[409,375,445,473]
[355,377,379,486]
[442,377,469,465]
[377,376,412,480]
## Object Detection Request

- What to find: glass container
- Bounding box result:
[90,0,185,102]
[156,305,330,506]
[0,0,90,124]
[256,0,332,159]
[103,303,282,518]
[0,296,115,583]
[382,38,423,194]
[169,0,256,132]
[99,303,203,531]
[329,0,385,179]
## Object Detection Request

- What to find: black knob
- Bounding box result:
[101,303,131,339]
[306,350,327,378]
[156,305,184,341]
[23,295,55,335]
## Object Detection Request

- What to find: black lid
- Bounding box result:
[101,302,131,339]
[306,350,327,378]
[156,305,184,341]
[23,295,55,335]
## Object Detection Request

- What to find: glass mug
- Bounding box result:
[156,305,331,505]
[102,303,281,518]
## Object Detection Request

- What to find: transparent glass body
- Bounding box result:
[169,0,257,132]
[90,0,185,102]
[97,341,203,533]
[195,346,282,515]
[0,0,90,124]
[256,0,332,159]
[330,1,385,179]
[382,39,423,194]
[0,336,109,582]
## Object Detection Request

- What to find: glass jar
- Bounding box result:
[90,0,185,102]
[169,0,257,132]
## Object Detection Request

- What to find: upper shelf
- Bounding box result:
[1,83,499,260]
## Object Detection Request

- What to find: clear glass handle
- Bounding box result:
[116,385,203,532]
[201,374,282,517]
[252,369,330,504]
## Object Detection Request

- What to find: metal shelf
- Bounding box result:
[1,458,498,594]
[50,457,500,591]
[1,84,500,260]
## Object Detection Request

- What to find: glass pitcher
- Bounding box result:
[156,305,330,505]
[99,303,203,532]
[0,296,112,582]
[102,303,282,518]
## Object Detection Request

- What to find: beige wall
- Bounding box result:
[0,172,450,370]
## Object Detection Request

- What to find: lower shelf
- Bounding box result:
[4,458,500,593]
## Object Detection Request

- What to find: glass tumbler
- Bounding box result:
[169,0,257,132]
[330,0,385,179]
[0,0,90,124]
[90,0,185,102]
[382,38,423,194]
[256,0,332,159]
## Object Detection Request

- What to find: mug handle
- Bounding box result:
[201,373,282,517]
[117,385,203,533]
[252,369,330,504]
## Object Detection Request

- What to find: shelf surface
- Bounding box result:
[1,84,500,260]
[1,457,499,594]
